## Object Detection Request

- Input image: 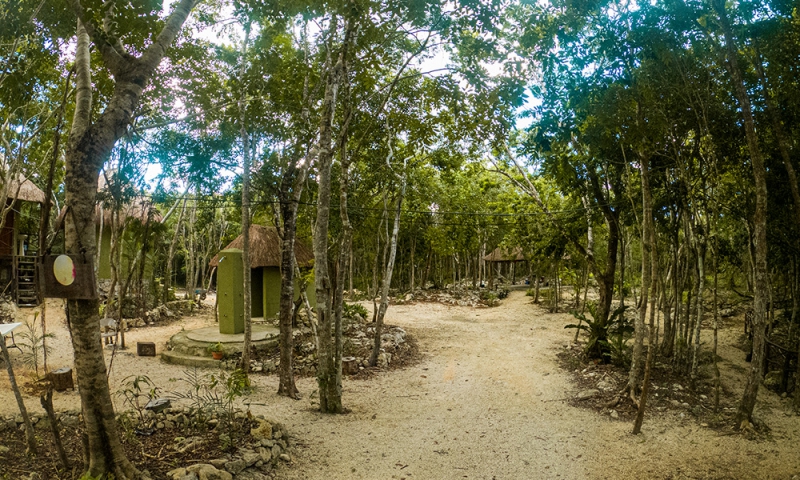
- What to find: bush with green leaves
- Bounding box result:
[168,368,251,440]
[565,303,632,363]
[343,302,368,319]
[115,375,161,429]
[480,291,500,307]
[16,313,55,377]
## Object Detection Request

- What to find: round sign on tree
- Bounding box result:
[53,254,76,286]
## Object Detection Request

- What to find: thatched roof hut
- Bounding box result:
[483,246,525,263]
[4,174,46,203]
[210,225,314,269]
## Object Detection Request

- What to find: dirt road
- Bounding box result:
[2,292,798,479]
[257,290,800,480]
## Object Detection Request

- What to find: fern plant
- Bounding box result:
[565,303,631,362]
[16,313,55,377]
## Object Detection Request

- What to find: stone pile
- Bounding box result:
[0,409,82,433]
[1,409,292,480]
[166,416,291,480]
[409,287,487,307]
[121,300,195,328]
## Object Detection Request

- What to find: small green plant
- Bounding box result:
[343,302,368,319]
[208,342,225,353]
[115,375,161,428]
[496,287,510,299]
[16,313,55,377]
[480,291,499,307]
[565,303,631,362]
[600,328,632,367]
[169,367,251,442]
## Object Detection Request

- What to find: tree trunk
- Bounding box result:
[410,236,416,292]
[62,1,197,474]
[41,385,69,469]
[661,238,678,357]
[314,25,347,412]
[712,0,770,428]
[239,26,252,375]
[628,153,653,395]
[1,334,36,453]
[276,191,301,397]
[631,150,655,426]
[163,196,187,304]
[370,156,406,367]
[332,151,351,401]
[691,232,707,386]
[619,232,626,309]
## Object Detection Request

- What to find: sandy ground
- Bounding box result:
[2,292,800,479]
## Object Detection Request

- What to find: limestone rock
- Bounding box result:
[243,452,261,467]
[187,464,232,480]
[251,418,273,440]
[596,380,613,391]
[166,467,187,479]
[258,447,272,464]
[576,389,599,401]
[225,459,247,475]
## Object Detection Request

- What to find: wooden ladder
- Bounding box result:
[15,255,38,307]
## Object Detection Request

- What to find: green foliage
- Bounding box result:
[168,368,251,441]
[600,329,632,367]
[207,342,226,354]
[343,302,368,319]
[15,313,55,377]
[565,304,631,362]
[480,290,500,307]
[115,375,161,427]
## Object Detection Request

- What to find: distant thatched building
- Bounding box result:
[55,174,162,280]
[0,174,46,305]
[483,246,527,288]
[210,225,315,319]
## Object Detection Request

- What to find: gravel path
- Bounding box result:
[2,292,798,479]
[257,291,800,480]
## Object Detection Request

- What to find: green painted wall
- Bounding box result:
[262,267,281,320]
[217,248,244,334]
[257,267,316,320]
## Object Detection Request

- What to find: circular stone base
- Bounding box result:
[186,325,279,343]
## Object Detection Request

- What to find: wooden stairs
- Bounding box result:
[15,255,38,306]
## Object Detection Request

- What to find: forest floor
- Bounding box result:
[1,290,799,479]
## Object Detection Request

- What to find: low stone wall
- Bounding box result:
[0,408,292,480]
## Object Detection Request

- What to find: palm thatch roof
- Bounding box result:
[3,174,46,203]
[56,198,162,228]
[209,225,314,269]
[483,246,525,262]
[97,198,162,225]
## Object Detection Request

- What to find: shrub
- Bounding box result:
[565,303,632,362]
[480,291,499,307]
[343,302,368,319]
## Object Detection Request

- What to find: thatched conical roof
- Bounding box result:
[209,225,314,269]
[483,246,525,262]
[3,174,45,203]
